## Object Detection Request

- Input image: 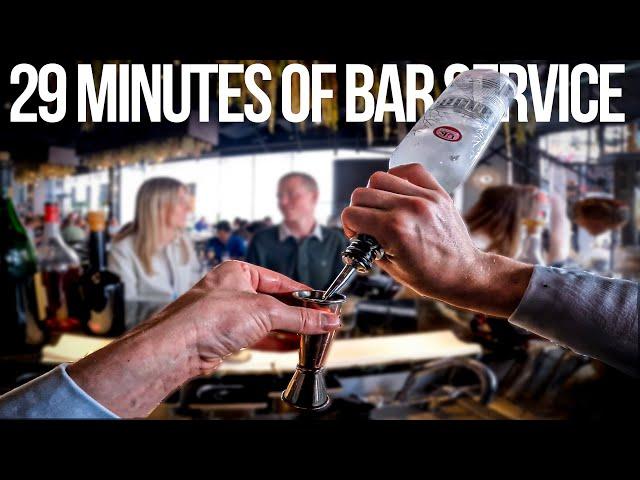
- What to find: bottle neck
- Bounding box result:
[522,234,542,252]
[88,230,106,271]
[519,226,545,264]
[44,221,62,239]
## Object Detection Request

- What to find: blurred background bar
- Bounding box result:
[0,60,639,420]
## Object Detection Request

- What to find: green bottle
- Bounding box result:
[0,152,46,353]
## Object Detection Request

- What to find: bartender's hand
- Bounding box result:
[342,163,534,317]
[67,261,339,418]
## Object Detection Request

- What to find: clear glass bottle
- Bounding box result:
[327,70,517,299]
[38,202,83,332]
[517,219,547,266]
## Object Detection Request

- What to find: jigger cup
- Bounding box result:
[281,289,346,411]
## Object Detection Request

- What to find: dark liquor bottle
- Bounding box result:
[79,211,125,336]
[0,152,47,353]
[38,202,83,332]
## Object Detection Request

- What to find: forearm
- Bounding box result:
[66,314,215,418]
[439,253,534,318]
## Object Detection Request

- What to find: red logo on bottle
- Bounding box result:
[434,126,462,142]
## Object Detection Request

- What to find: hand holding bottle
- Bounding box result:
[342,163,533,318]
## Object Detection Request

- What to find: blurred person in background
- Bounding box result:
[61,211,88,245]
[246,220,268,242]
[194,216,209,232]
[233,218,251,243]
[464,184,571,265]
[205,220,247,264]
[262,216,273,227]
[108,177,201,301]
[246,172,347,291]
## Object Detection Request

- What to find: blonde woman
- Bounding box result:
[109,177,201,301]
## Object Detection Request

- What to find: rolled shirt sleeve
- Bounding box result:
[509,266,639,377]
[0,364,119,419]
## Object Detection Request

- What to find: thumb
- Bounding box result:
[264,299,341,334]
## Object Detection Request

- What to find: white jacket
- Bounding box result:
[108,233,202,301]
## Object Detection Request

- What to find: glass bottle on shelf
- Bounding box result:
[79,211,126,336]
[517,190,550,266]
[38,202,83,332]
[516,219,547,266]
[0,153,47,352]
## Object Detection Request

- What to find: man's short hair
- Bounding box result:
[215,220,231,232]
[278,172,318,192]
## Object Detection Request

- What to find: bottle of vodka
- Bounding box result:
[389,69,516,192]
[325,70,516,299]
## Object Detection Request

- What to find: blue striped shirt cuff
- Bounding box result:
[0,364,119,419]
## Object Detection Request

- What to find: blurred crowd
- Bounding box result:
[20,209,121,250]
[18,171,582,307]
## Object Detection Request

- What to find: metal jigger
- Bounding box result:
[281,290,346,411]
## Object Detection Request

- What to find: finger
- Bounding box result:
[351,186,438,211]
[267,303,341,334]
[229,261,312,295]
[350,187,404,211]
[367,171,435,199]
[366,164,448,197]
[341,206,388,242]
[342,223,357,240]
[387,163,449,195]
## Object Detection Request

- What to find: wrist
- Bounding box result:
[67,313,210,418]
[475,252,534,318]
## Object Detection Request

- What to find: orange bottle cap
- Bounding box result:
[87,211,106,232]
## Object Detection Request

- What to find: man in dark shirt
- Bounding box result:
[246,172,348,290]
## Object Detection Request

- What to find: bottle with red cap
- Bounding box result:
[38,202,83,332]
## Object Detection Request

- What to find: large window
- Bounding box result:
[539,126,628,166]
[118,148,391,226]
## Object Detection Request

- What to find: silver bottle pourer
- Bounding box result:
[321,234,384,301]
[281,289,346,411]
[342,234,384,273]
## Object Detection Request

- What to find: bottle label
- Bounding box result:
[433,126,462,142]
[33,272,48,321]
[435,96,496,122]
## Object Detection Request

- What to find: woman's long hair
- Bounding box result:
[464,185,538,258]
[114,177,192,275]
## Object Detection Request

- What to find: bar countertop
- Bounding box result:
[37,330,481,375]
